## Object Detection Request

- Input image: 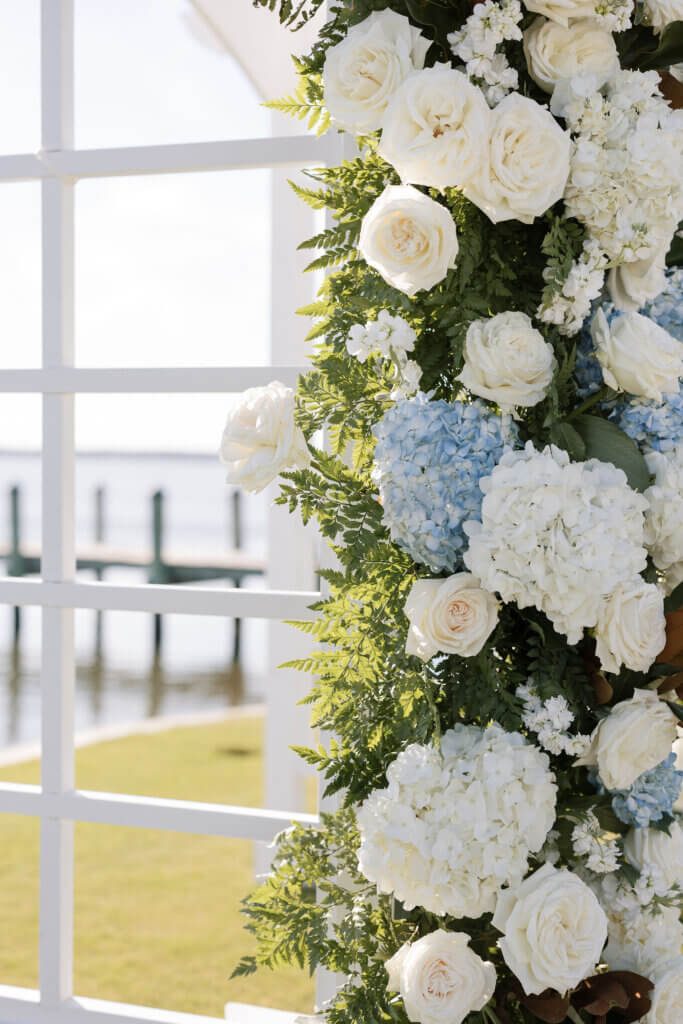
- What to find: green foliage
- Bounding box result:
[571,414,652,492]
[538,215,585,312]
[265,60,330,134]
[251,0,327,30]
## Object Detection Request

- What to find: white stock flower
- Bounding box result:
[608,245,669,312]
[644,446,683,573]
[591,309,683,401]
[571,811,620,873]
[386,931,496,1024]
[576,689,679,791]
[219,381,309,494]
[404,573,499,661]
[523,0,598,26]
[523,18,619,94]
[645,959,683,1024]
[643,0,683,33]
[493,863,607,995]
[359,185,459,295]
[457,311,556,412]
[357,724,557,919]
[624,820,683,891]
[597,871,683,978]
[322,10,430,133]
[594,580,667,674]
[463,93,570,224]
[378,65,491,191]
[463,443,649,645]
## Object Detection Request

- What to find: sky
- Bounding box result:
[0,0,296,451]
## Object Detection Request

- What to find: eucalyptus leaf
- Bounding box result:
[572,415,651,492]
[549,421,587,461]
[665,582,683,613]
[639,20,683,70]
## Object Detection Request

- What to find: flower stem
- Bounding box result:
[566,1007,586,1024]
[566,385,612,421]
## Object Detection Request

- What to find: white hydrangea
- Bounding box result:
[346,310,422,397]
[448,0,523,106]
[537,238,607,336]
[560,70,683,273]
[464,443,649,645]
[517,684,590,757]
[356,723,557,919]
[644,446,683,573]
[571,810,620,873]
[592,870,683,978]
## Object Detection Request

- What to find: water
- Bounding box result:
[0,451,270,750]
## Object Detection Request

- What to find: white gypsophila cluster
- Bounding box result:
[346,310,422,398]
[644,446,683,574]
[517,684,590,756]
[559,70,683,271]
[593,0,632,31]
[448,0,522,106]
[464,443,649,646]
[538,238,607,335]
[571,811,620,873]
[356,723,557,919]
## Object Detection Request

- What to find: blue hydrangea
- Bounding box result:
[641,267,683,341]
[372,394,518,571]
[591,755,683,828]
[611,390,683,453]
[575,327,606,399]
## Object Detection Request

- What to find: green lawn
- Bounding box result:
[0,716,316,1017]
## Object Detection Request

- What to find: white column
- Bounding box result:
[39,0,76,1007]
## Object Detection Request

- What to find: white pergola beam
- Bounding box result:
[0,367,306,393]
[0,135,338,183]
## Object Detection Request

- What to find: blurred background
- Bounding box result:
[0,0,325,1015]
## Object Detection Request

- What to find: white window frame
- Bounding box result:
[0,3,347,1021]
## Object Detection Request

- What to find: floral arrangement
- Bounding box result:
[222,1,683,1022]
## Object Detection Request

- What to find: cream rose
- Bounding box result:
[523,18,619,94]
[457,312,556,412]
[594,580,667,675]
[386,931,496,1024]
[643,0,683,34]
[404,573,499,661]
[219,381,309,494]
[645,959,683,1024]
[523,0,600,27]
[575,689,679,792]
[624,820,683,890]
[463,93,570,225]
[493,863,607,996]
[359,185,459,294]
[378,65,490,191]
[322,10,430,133]
[591,309,683,400]
[608,245,669,313]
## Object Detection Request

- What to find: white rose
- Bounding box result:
[493,863,607,996]
[322,10,430,134]
[386,931,496,1024]
[608,245,669,313]
[457,312,556,412]
[594,580,667,675]
[575,689,678,791]
[219,381,309,494]
[463,93,571,225]
[645,958,683,1024]
[404,573,499,661]
[624,820,683,890]
[359,185,459,294]
[643,0,683,34]
[591,309,683,401]
[523,18,619,94]
[378,65,490,191]
[523,0,600,27]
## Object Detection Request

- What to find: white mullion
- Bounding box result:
[39,0,75,1008]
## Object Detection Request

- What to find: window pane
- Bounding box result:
[75,173,271,368]
[75,826,315,1016]
[0,0,40,156]
[74,0,270,149]
[0,183,41,368]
